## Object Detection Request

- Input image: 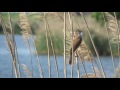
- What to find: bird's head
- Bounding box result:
[74,29,83,39]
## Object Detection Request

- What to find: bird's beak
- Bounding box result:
[80,32,83,38]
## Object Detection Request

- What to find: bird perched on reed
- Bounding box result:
[69,29,83,65]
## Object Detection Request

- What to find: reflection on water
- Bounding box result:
[0,35,119,78]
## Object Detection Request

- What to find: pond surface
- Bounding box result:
[0,35,119,78]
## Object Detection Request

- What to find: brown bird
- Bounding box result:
[69,29,83,65]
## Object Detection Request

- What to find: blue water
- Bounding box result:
[0,35,119,78]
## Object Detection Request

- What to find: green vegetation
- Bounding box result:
[0,12,119,56]
[0,12,38,34]
[92,12,120,26]
[92,12,104,26]
[35,31,64,55]
[84,30,118,56]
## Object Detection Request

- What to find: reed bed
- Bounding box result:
[0,12,120,78]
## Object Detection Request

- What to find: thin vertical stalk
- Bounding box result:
[8,12,17,77]
[8,12,21,78]
[58,13,71,32]
[68,12,74,78]
[77,52,88,78]
[75,53,80,78]
[31,37,44,78]
[25,40,33,77]
[10,54,18,78]
[114,12,120,64]
[14,42,21,77]
[0,13,18,78]
[74,14,99,77]
[91,61,96,78]
[63,12,67,78]
[80,12,106,78]
[102,12,116,77]
[19,12,34,77]
[58,13,99,77]
[85,43,97,78]
[12,63,13,77]
[44,15,59,78]
[44,13,51,78]
[74,13,81,30]
[25,13,44,78]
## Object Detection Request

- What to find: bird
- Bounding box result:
[69,29,83,65]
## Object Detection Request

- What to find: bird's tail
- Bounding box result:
[69,54,72,65]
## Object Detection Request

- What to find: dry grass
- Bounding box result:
[1,12,120,78]
[81,67,103,78]
[22,64,32,78]
[0,13,19,78]
[19,12,44,78]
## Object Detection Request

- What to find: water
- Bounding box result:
[0,35,119,78]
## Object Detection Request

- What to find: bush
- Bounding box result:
[84,30,118,56]
[91,12,104,26]
[35,30,63,55]
[92,12,120,26]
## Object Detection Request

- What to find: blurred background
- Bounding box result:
[1,12,120,56]
[0,12,120,78]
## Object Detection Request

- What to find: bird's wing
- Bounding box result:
[70,38,82,52]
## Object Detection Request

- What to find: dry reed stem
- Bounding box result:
[31,38,44,78]
[74,13,97,78]
[75,53,80,78]
[68,12,74,78]
[19,12,34,77]
[81,67,103,78]
[25,13,44,78]
[73,13,99,77]
[114,12,120,77]
[44,14,59,78]
[64,12,67,78]
[61,12,97,78]
[0,13,18,78]
[19,12,44,78]
[113,13,120,56]
[8,12,21,78]
[26,40,34,77]
[102,12,116,77]
[104,12,120,43]
[77,51,88,78]
[44,13,51,78]
[80,12,106,78]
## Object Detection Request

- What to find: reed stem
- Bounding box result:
[44,15,59,78]
[103,12,116,77]
[63,12,67,78]
[44,13,51,78]
[68,12,74,78]
[80,12,106,78]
